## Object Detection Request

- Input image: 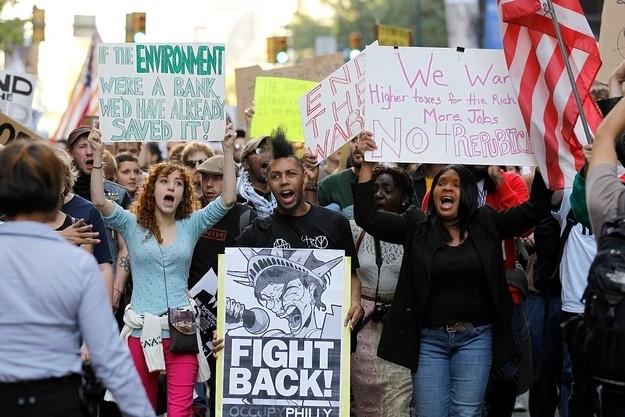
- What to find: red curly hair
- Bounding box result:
[131,161,200,244]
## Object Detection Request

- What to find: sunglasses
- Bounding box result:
[251,147,270,156]
[185,158,207,168]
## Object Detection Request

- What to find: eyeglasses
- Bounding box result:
[185,158,207,168]
[252,147,270,156]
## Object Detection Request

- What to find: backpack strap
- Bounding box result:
[355,230,367,253]
[617,192,625,219]
[238,207,252,235]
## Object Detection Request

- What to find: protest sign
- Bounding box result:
[300,51,367,159]
[235,53,345,125]
[0,71,37,125]
[365,46,536,166]
[250,77,317,141]
[190,268,219,359]
[97,43,226,143]
[0,111,44,146]
[597,0,625,85]
[375,24,413,47]
[217,248,351,417]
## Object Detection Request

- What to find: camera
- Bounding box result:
[371,302,390,323]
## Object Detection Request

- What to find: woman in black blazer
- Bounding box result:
[351,132,553,417]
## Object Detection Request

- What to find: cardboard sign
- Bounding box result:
[97,43,227,143]
[0,71,37,125]
[597,0,625,86]
[217,248,351,417]
[365,46,536,166]
[235,53,345,126]
[375,24,413,47]
[250,77,317,141]
[0,111,44,146]
[300,52,367,159]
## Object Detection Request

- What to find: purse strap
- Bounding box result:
[373,237,383,304]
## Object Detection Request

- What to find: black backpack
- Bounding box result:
[581,216,625,387]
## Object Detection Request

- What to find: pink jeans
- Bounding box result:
[128,337,198,417]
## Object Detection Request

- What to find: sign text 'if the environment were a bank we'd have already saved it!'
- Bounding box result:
[97,43,226,142]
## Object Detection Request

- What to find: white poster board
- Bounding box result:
[217,247,351,417]
[97,43,226,142]
[0,71,37,125]
[300,45,378,160]
[365,46,536,166]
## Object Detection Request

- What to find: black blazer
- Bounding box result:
[351,172,553,371]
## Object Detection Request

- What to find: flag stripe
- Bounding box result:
[499,0,602,189]
[52,34,101,141]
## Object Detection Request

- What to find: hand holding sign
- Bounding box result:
[87,124,104,154]
[355,131,378,183]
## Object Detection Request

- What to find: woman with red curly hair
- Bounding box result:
[88,125,236,417]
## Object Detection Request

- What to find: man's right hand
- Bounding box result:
[59,219,100,245]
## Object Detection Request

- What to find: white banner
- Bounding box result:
[0,71,37,125]
[364,46,536,166]
[217,247,351,417]
[97,43,226,143]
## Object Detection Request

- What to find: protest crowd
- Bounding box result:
[2,3,625,417]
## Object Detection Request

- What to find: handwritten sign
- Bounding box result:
[365,46,536,166]
[0,71,37,125]
[97,43,226,143]
[235,53,345,125]
[250,77,317,141]
[300,52,367,159]
[597,0,625,86]
[217,248,350,417]
[375,24,413,47]
[0,111,44,146]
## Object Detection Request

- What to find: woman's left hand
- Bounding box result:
[344,300,364,330]
[222,123,237,152]
[212,330,224,359]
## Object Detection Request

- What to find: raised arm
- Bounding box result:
[608,59,625,99]
[221,123,237,207]
[589,95,625,171]
[303,151,319,204]
[355,131,376,183]
[87,127,115,216]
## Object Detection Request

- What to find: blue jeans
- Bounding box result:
[524,293,564,417]
[413,324,493,417]
[487,303,533,416]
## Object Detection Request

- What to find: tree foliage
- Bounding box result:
[287,0,447,59]
[0,0,26,54]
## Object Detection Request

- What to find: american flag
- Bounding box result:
[499,0,602,189]
[52,33,101,141]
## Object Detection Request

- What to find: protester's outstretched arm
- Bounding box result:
[355,131,377,183]
[221,123,237,207]
[608,60,625,98]
[87,127,115,216]
[303,151,319,204]
[112,236,130,312]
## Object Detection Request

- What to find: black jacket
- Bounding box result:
[351,171,553,371]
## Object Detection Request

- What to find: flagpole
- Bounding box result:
[543,0,594,144]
